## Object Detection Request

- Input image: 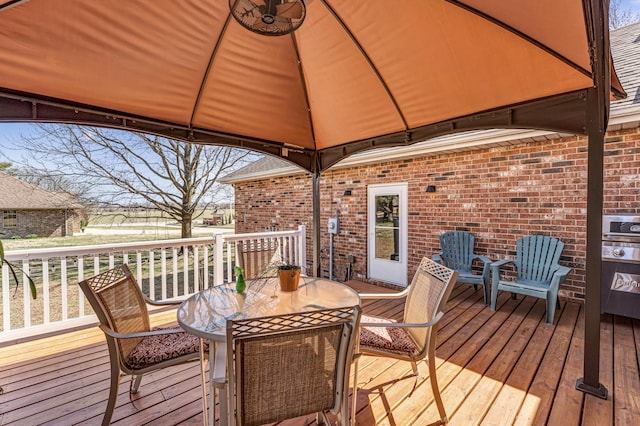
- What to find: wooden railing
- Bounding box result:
[0,226,306,342]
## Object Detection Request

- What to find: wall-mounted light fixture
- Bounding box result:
[425,185,436,193]
[343,189,353,196]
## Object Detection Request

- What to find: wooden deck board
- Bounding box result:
[546,304,586,425]
[513,301,581,425]
[581,314,614,426]
[418,296,535,425]
[612,316,640,424]
[451,298,545,425]
[0,281,638,425]
[481,301,556,425]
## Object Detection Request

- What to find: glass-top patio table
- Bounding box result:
[177,277,361,426]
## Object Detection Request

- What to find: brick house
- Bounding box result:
[221,23,640,302]
[0,171,85,238]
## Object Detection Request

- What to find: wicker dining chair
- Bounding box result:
[79,264,205,426]
[354,257,458,425]
[226,306,362,426]
[235,239,282,279]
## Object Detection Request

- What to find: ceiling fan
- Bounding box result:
[229,0,306,36]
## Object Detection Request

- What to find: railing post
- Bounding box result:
[61,257,68,321]
[172,247,179,296]
[149,250,155,300]
[77,256,85,317]
[161,248,168,299]
[203,245,210,289]
[43,258,50,324]
[2,265,10,331]
[193,246,200,292]
[22,261,31,328]
[298,225,307,276]
[214,234,224,285]
[182,246,189,296]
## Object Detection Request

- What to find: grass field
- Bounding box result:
[2,226,232,250]
[87,208,233,225]
[2,210,235,251]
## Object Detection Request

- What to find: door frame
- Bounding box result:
[367,183,408,286]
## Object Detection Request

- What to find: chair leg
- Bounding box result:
[351,356,359,426]
[546,292,558,325]
[410,359,419,376]
[103,361,121,426]
[490,281,499,312]
[482,274,490,305]
[427,341,447,424]
[131,374,143,393]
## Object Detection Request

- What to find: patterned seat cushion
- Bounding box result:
[359,315,417,355]
[125,327,205,370]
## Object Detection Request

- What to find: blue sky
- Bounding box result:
[623,0,640,13]
[0,123,37,163]
[619,0,640,18]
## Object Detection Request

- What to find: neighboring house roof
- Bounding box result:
[221,23,640,185]
[0,171,83,210]
[611,21,640,113]
[221,156,298,183]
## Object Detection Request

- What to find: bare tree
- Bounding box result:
[610,0,640,29]
[17,125,257,238]
[0,161,18,174]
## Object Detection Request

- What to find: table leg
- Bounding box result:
[213,341,228,426]
[199,338,208,426]
[199,339,228,426]
[209,342,216,426]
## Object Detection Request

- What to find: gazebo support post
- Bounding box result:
[575,0,610,400]
[575,87,608,400]
[312,171,321,278]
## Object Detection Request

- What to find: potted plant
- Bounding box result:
[277,262,301,292]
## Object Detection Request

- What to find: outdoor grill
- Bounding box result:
[601,215,640,320]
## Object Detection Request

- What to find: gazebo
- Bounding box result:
[0,0,625,400]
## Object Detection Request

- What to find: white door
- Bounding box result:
[368,184,408,286]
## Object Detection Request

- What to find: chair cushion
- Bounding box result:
[125,327,204,370]
[359,315,417,355]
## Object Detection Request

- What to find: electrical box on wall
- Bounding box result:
[328,216,340,234]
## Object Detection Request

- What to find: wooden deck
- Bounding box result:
[1,282,639,425]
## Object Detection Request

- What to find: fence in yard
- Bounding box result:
[0,226,306,342]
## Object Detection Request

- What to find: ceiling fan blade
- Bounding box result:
[276,1,303,20]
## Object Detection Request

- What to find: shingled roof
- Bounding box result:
[0,171,83,210]
[610,21,640,113]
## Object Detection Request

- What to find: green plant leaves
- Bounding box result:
[0,240,37,299]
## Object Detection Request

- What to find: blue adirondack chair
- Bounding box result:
[432,231,492,304]
[490,235,571,324]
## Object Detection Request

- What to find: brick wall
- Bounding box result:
[234,127,640,301]
[1,209,84,238]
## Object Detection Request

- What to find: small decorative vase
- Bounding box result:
[278,267,301,292]
[235,266,246,293]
